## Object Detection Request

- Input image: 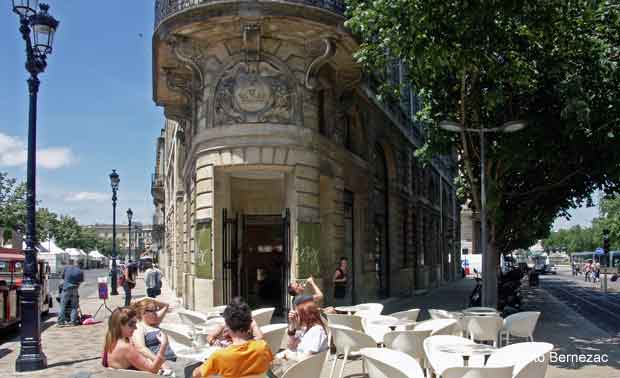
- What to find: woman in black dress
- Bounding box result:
[333,257,348,304]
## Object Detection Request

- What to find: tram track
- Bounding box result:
[541,276,620,335]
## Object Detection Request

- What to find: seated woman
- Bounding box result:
[272,299,328,376]
[132,298,192,377]
[103,306,169,374]
[193,298,272,378]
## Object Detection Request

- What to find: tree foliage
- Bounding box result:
[0,172,27,235]
[346,0,620,254]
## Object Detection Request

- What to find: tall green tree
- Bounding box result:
[347,0,620,306]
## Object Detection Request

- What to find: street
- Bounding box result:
[0,268,108,344]
[540,267,620,336]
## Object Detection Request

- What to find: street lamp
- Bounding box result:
[12,1,59,372]
[127,208,133,262]
[109,169,120,295]
[439,119,527,307]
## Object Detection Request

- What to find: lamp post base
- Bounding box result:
[15,284,47,372]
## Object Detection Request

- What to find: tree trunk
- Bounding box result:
[482,237,499,308]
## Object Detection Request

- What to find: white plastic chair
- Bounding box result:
[280,350,328,378]
[360,347,425,378]
[204,305,227,318]
[467,316,503,347]
[486,342,554,378]
[357,302,384,315]
[178,309,208,327]
[500,312,541,346]
[428,309,452,319]
[328,324,377,378]
[158,323,194,348]
[325,313,364,332]
[389,309,420,322]
[383,330,431,370]
[431,319,459,336]
[104,368,160,377]
[361,315,399,344]
[442,366,514,378]
[260,323,288,355]
[423,335,484,377]
[252,307,275,327]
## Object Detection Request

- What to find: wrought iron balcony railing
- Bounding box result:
[155,0,346,29]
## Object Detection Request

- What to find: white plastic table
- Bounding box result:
[175,345,220,362]
[335,305,362,314]
[436,343,496,367]
[369,318,416,330]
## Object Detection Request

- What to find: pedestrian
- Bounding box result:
[123,261,137,306]
[332,257,348,305]
[584,261,592,282]
[58,259,84,326]
[145,264,163,298]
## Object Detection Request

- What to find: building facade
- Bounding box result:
[151,0,460,313]
[87,223,152,258]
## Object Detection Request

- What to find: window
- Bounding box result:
[318,90,326,136]
[372,145,390,297]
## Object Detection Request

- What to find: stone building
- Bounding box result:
[87,223,152,257]
[150,0,460,313]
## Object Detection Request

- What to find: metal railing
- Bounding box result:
[154,0,346,29]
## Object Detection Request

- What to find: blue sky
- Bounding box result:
[0,1,600,230]
[0,1,162,226]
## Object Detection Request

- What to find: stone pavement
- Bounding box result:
[1,275,618,377]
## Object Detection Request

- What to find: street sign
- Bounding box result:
[595,247,605,255]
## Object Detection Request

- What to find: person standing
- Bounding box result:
[58,260,84,326]
[332,257,348,305]
[123,262,137,306]
[145,264,162,298]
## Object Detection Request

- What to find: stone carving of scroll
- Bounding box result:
[214,60,295,125]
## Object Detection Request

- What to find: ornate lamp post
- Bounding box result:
[127,208,133,262]
[109,169,120,295]
[440,119,526,307]
[12,0,59,372]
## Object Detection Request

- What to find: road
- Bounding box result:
[540,267,620,336]
[0,268,108,343]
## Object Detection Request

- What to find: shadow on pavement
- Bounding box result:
[47,356,101,368]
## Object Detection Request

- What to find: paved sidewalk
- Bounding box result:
[1,275,618,377]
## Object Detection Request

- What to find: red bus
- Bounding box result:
[0,248,52,330]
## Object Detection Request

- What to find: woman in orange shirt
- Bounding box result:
[103,306,169,373]
[193,298,273,378]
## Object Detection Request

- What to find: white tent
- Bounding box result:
[35,239,69,274]
[529,240,545,254]
[65,248,87,267]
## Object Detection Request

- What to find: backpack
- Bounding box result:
[117,273,126,287]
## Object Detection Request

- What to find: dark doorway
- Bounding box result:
[241,215,287,313]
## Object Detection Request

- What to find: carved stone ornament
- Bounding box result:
[214,60,295,125]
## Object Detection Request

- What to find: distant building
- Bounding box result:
[86,223,153,257]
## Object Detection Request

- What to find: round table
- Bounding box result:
[462,308,499,316]
[175,345,220,362]
[335,305,361,314]
[369,318,416,330]
[436,343,496,367]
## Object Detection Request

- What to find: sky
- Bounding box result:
[0,1,162,226]
[0,1,601,231]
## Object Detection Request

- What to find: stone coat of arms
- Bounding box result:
[214,60,295,125]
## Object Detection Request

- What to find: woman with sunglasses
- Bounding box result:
[103,306,169,373]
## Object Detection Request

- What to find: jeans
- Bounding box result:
[123,281,132,306]
[58,286,79,324]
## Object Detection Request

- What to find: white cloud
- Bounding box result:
[65,191,108,202]
[38,147,76,169]
[0,132,76,169]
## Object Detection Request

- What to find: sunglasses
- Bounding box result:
[126,319,137,328]
[144,308,158,314]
